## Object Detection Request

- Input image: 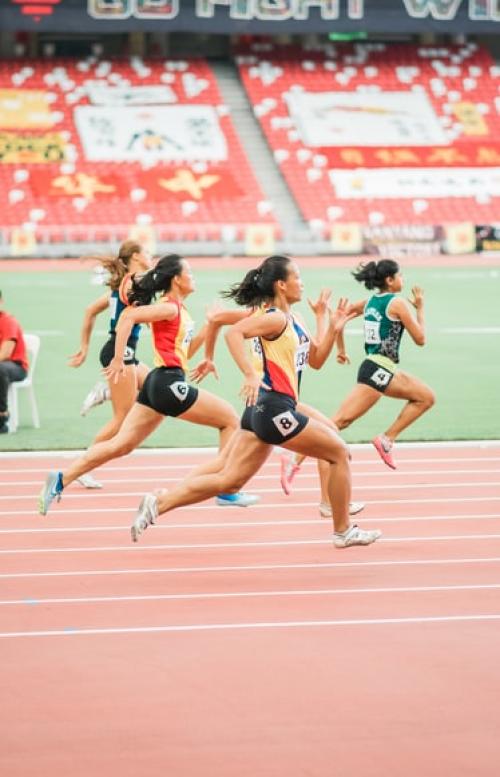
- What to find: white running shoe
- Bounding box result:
[131,493,158,543]
[215,492,260,507]
[319,501,366,518]
[39,471,64,516]
[80,381,109,417]
[333,524,382,549]
[77,473,103,489]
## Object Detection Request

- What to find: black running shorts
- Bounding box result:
[137,367,198,417]
[357,358,395,394]
[241,389,308,446]
[99,335,139,368]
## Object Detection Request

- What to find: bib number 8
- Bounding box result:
[272,410,299,437]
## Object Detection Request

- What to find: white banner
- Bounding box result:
[87,85,177,106]
[330,167,500,199]
[286,90,447,147]
[74,105,227,162]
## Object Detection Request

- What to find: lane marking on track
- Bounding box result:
[1,513,499,536]
[1,556,500,580]
[4,467,500,487]
[2,613,500,639]
[1,533,500,555]
[2,495,500,518]
[3,480,500,501]
[2,582,500,607]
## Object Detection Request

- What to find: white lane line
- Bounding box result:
[2,613,500,639]
[2,481,497,502]
[1,453,500,472]
[2,533,500,555]
[3,582,500,607]
[2,495,500,518]
[3,468,500,486]
[1,556,499,580]
[1,440,499,460]
[1,513,499,536]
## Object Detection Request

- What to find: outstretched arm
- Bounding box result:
[390,287,425,346]
[190,308,252,384]
[68,293,109,367]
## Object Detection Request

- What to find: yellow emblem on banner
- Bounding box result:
[244,224,276,257]
[128,224,157,256]
[10,228,37,257]
[158,169,220,200]
[443,223,476,255]
[0,89,53,129]
[452,102,488,137]
[0,132,66,163]
[330,223,363,254]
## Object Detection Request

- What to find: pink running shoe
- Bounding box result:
[280,454,301,495]
[372,435,397,470]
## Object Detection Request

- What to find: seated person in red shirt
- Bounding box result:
[0,290,28,433]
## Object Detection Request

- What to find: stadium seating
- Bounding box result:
[236,41,500,235]
[0,56,279,247]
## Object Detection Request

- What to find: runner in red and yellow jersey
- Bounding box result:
[131,255,381,549]
[39,254,258,514]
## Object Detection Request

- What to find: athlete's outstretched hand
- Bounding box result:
[190,358,219,384]
[68,348,87,368]
[307,288,332,318]
[409,286,424,310]
[240,372,262,407]
[102,357,126,384]
[329,297,350,331]
[336,351,351,365]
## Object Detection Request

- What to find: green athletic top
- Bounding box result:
[363,293,404,368]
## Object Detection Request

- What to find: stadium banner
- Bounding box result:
[87,85,177,106]
[1,0,500,33]
[74,105,227,163]
[329,167,500,199]
[330,222,363,254]
[317,144,500,169]
[475,225,500,251]
[0,132,66,163]
[286,91,447,148]
[10,227,37,257]
[29,170,128,199]
[128,224,157,255]
[245,224,276,256]
[0,90,54,130]
[141,168,244,201]
[442,222,476,254]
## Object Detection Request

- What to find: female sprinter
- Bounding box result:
[190,291,365,519]
[39,254,258,514]
[129,254,381,549]
[281,258,435,493]
[67,240,151,488]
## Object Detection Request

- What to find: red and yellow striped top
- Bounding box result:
[151,296,194,371]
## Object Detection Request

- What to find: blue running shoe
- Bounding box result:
[215,492,260,507]
[39,471,64,515]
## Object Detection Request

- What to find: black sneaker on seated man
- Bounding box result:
[0,413,8,433]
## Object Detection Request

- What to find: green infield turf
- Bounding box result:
[1,262,499,450]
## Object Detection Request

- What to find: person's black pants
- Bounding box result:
[0,361,27,414]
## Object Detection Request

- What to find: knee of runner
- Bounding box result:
[113,438,136,457]
[326,435,350,466]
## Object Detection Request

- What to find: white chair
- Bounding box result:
[7,333,41,433]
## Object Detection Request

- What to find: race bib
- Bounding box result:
[365,320,381,345]
[169,381,190,402]
[272,410,300,437]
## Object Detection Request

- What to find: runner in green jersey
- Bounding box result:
[333,258,435,469]
[281,259,435,496]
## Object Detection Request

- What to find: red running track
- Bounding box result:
[1,442,500,776]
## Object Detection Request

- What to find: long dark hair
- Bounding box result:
[353,259,400,291]
[127,253,184,306]
[89,240,143,292]
[222,255,291,307]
